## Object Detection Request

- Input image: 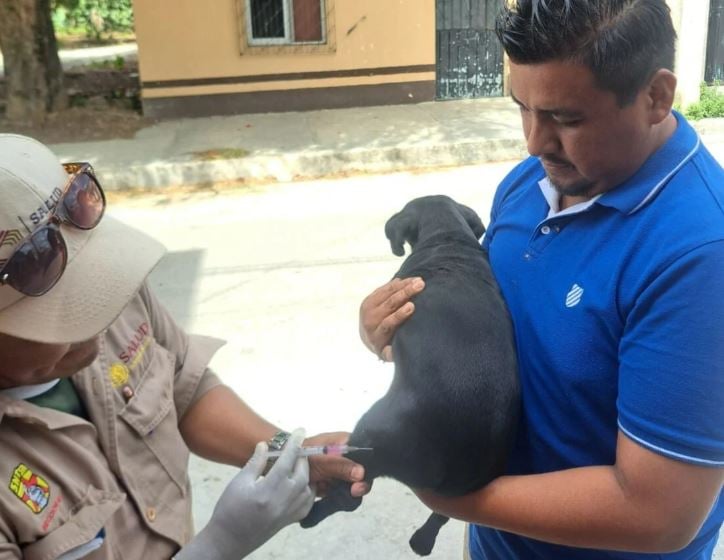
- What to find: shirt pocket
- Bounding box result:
[117,339,190,492]
[21,486,122,560]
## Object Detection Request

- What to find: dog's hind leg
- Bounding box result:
[299,480,363,528]
[408,513,450,556]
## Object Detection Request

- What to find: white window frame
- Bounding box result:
[245,0,326,46]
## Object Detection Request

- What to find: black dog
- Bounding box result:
[301,195,519,555]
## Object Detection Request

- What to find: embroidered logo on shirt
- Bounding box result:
[108,362,130,388]
[118,321,151,368]
[565,284,584,308]
[41,495,63,532]
[9,464,50,514]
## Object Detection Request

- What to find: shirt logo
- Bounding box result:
[119,322,151,367]
[9,464,50,514]
[108,362,130,388]
[565,284,584,308]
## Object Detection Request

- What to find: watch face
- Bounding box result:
[268,431,291,450]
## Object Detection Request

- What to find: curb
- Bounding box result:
[97,137,529,191]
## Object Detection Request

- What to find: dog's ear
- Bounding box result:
[458,204,486,239]
[384,211,419,256]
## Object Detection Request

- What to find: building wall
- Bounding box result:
[668,0,711,108]
[134,0,713,118]
[133,0,436,117]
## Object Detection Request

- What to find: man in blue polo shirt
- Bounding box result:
[358,0,723,558]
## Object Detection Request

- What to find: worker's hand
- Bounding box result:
[359,277,425,361]
[175,429,314,560]
[304,431,371,498]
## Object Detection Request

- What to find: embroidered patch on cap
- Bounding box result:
[9,464,50,514]
[0,229,23,267]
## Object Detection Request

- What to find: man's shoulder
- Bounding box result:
[493,157,544,211]
[501,156,544,188]
[659,144,724,238]
[689,143,724,213]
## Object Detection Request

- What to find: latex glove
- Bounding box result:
[175,429,315,560]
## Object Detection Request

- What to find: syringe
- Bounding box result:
[267,444,373,458]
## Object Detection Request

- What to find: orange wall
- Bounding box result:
[133,0,436,98]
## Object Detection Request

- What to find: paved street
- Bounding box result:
[109,162,723,559]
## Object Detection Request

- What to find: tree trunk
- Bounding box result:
[0,0,67,125]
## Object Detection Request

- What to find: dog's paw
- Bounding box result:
[409,528,436,556]
[299,482,363,528]
[408,513,449,556]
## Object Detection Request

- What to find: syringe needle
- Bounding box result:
[267,444,373,458]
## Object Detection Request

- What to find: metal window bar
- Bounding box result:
[246,0,326,45]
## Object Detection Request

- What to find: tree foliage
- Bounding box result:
[52,0,134,40]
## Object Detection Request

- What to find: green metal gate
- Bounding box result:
[706,0,724,83]
[435,0,505,100]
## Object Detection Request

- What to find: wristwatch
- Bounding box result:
[267,430,291,451]
[264,430,291,474]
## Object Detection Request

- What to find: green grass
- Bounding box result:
[684,83,724,120]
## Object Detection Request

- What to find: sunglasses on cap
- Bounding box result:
[0,162,106,297]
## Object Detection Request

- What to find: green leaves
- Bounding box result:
[52,0,134,40]
[685,82,724,121]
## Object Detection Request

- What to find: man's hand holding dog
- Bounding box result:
[359,277,425,362]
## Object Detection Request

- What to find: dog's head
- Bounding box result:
[384,195,486,256]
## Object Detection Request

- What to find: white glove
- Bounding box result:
[175,429,315,560]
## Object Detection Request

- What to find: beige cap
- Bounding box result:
[0,134,166,344]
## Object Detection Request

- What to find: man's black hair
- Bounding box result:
[496,0,677,105]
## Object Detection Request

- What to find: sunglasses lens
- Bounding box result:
[3,227,67,296]
[63,172,105,229]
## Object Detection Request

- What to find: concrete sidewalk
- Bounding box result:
[49,97,528,191]
[49,97,724,191]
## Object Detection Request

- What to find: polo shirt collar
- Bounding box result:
[538,178,603,218]
[596,111,701,215]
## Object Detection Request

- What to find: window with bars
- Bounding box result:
[245,0,326,45]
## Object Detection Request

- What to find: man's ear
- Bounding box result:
[647,69,677,125]
[384,211,418,257]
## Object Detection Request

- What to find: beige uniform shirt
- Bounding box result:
[0,284,224,559]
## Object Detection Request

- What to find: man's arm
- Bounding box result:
[178,383,368,496]
[359,278,723,553]
[417,431,723,553]
[178,384,277,466]
[139,284,369,496]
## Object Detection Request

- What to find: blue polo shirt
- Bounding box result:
[474,112,724,559]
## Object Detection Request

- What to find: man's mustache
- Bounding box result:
[540,156,572,166]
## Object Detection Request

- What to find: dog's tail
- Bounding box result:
[409,512,450,556]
